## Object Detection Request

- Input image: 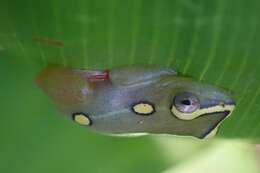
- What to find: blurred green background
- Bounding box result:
[1,0,260,172]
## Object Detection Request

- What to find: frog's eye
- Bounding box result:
[171,92,200,120]
[174,92,200,113]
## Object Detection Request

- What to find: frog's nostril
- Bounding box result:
[219,102,225,107]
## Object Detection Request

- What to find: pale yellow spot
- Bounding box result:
[74,114,91,126]
[133,103,154,115]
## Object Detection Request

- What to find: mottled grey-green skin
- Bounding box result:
[49,66,235,139]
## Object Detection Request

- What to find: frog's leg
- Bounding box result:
[110,65,177,86]
[35,65,94,105]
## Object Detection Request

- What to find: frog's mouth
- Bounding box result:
[199,110,232,139]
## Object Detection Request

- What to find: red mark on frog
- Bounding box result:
[84,70,110,82]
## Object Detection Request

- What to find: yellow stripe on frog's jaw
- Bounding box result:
[202,106,235,139]
[171,104,235,120]
[203,126,219,139]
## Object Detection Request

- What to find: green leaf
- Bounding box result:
[1,0,260,172]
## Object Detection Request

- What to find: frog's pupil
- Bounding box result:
[181,99,191,105]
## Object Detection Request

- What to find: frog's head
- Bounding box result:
[163,76,236,139]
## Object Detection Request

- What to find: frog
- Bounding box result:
[35,65,235,139]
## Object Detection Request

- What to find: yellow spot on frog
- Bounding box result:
[132,102,155,115]
[73,113,91,126]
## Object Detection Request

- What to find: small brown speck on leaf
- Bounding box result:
[34,37,64,47]
[0,45,5,51]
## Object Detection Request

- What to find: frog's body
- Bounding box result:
[35,65,235,139]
